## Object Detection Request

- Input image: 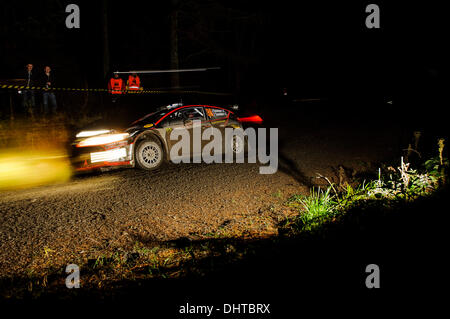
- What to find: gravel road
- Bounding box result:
[0,111,401,277]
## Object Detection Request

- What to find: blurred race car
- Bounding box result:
[71,103,263,172]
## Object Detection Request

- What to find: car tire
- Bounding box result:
[135,138,164,170]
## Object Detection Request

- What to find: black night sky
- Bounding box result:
[1,1,447,106]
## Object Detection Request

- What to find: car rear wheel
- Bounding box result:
[231,134,245,156]
[135,139,164,170]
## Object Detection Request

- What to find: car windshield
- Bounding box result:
[131,103,184,126]
[131,109,168,126]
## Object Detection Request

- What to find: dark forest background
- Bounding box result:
[0,0,448,120]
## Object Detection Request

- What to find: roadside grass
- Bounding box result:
[0,239,249,299]
[287,187,336,231]
[283,147,448,236]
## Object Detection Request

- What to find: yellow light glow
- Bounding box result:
[0,150,72,190]
[77,133,129,147]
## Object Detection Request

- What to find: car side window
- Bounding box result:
[162,107,205,127]
[205,107,229,119]
[180,107,205,120]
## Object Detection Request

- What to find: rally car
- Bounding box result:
[70,103,263,172]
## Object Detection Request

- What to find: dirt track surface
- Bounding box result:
[0,111,400,277]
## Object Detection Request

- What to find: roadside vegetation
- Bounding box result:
[284,143,448,235]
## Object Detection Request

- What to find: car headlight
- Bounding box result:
[76,133,129,147]
[76,130,112,138]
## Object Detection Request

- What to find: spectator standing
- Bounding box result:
[41,66,57,114]
[22,63,36,114]
[127,72,141,91]
[108,72,124,102]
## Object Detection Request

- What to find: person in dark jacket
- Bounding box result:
[41,66,57,114]
[21,63,36,114]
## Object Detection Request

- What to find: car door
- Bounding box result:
[162,106,208,161]
[205,107,230,130]
[205,107,231,153]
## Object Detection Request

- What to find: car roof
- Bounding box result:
[153,104,233,125]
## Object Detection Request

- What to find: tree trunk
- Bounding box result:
[170,3,180,88]
[9,91,14,121]
[102,0,110,80]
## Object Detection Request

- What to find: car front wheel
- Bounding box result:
[135,139,164,170]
